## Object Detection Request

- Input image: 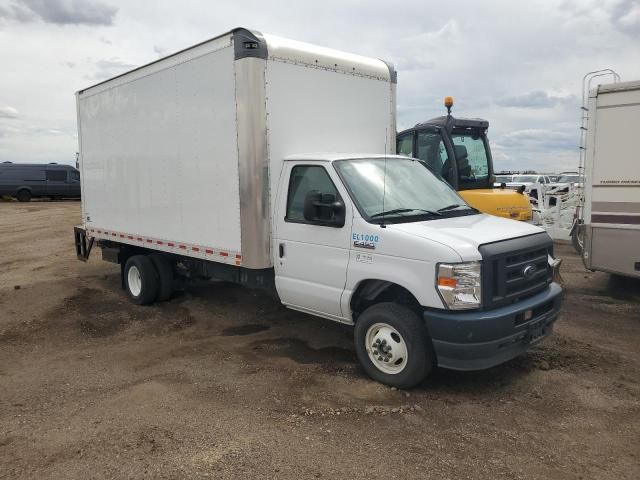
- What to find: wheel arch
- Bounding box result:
[349,279,422,322]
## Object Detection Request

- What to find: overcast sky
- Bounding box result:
[0,0,639,172]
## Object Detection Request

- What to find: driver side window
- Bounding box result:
[286,165,340,224]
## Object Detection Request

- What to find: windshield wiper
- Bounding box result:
[370,208,442,218]
[438,203,479,214]
[437,203,471,212]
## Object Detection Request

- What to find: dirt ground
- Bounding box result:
[1,201,639,480]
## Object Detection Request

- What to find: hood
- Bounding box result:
[389,213,544,261]
[458,188,532,221]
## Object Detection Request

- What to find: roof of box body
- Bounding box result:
[284,154,412,162]
[0,163,76,169]
[78,27,395,95]
[596,79,640,94]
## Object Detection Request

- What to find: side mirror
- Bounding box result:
[303,190,345,227]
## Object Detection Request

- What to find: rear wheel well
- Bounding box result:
[350,280,421,322]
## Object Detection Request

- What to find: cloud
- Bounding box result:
[86,57,137,81]
[495,91,577,109]
[496,129,577,151]
[1,0,638,171]
[612,0,640,34]
[392,19,459,71]
[0,124,21,137]
[153,45,170,58]
[0,0,117,26]
[560,0,640,36]
[0,106,19,119]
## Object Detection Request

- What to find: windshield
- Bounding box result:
[450,130,490,189]
[513,175,539,183]
[557,175,581,183]
[495,175,512,183]
[334,158,477,224]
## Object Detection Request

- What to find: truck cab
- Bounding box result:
[397,101,532,221]
[274,154,562,386]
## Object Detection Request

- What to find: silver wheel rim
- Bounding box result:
[127,265,142,297]
[365,323,408,374]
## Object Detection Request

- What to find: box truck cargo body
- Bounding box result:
[77,28,396,270]
[75,28,562,387]
[582,80,640,278]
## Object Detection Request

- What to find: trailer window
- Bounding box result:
[46,170,67,182]
[286,165,340,223]
[70,170,80,182]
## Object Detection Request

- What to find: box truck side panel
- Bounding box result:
[591,99,640,189]
[584,83,640,278]
[265,60,393,209]
[78,43,242,255]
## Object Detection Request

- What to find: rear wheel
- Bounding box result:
[16,189,31,202]
[354,302,433,388]
[150,253,174,302]
[124,255,159,305]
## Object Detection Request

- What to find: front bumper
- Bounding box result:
[424,283,563,371]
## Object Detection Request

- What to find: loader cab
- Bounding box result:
[396,116,493,191]
[397,97,532,222]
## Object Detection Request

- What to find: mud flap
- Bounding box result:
[74,226,94,262]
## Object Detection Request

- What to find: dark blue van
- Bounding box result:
[0,162,81,202]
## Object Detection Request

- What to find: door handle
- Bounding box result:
[279,243,285,258]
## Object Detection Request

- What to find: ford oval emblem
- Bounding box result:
[523,264,537,278]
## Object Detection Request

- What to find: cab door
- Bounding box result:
[274,162,352,320]
[67,169,81,196]
[415,128,455,186]
[45,169,68,197]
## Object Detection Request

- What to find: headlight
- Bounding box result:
[437,262,482,310]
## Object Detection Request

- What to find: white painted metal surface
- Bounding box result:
[78,40,241,254]
[582,80,640,278]
[263,34,392,81]
[77,29,395,270]
[265,58,394,208]
[272,154,546,322]
[273,161,354,319]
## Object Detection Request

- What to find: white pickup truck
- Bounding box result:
[73,28,563,387]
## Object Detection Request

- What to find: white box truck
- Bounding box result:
[74,28,562,387]
[580,80,640,279]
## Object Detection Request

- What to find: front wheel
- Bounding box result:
[354,302,434,388]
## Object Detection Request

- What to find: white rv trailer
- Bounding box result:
[582,80,640,279]
[74,28,562,387]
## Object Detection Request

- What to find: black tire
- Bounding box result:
[124,255,159,305]
[149,253,174,302]
[16,189,31,202]
[571,224,584,255]
[354,302,434,388]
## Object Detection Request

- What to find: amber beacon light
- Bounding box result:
[444,96,454,115]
